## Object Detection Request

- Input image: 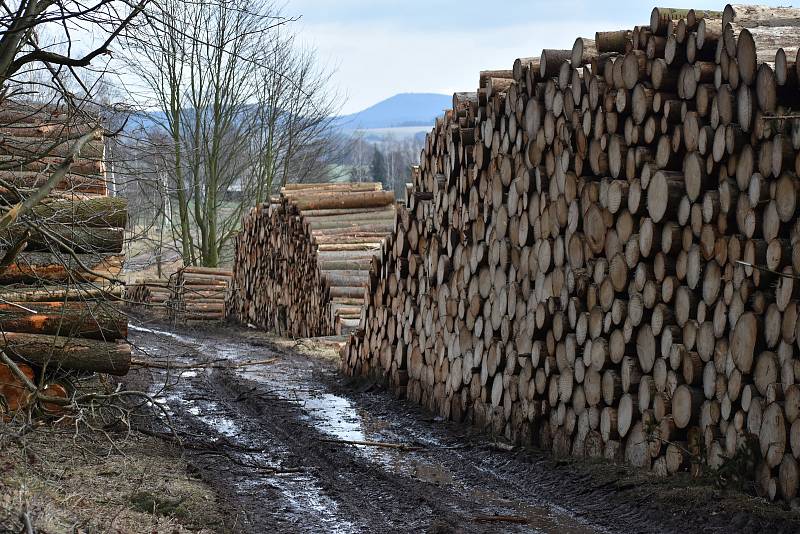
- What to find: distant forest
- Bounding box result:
[336,131,426,197]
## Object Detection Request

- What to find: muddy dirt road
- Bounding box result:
[128,323,800,533]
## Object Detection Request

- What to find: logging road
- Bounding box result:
[128,323,800,533]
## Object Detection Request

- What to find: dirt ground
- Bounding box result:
[0,407,223,532]
[4,319,800,532]
[128,321,800,533]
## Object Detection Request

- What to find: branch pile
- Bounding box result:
[226,183,396,337]
[342,4,800,501]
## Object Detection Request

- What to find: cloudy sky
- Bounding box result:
[287,0,789,114]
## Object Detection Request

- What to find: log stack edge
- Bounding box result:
[227,183,397,337]
[0,100,130,404]
[341,4,800,502]
[171,266,232,322]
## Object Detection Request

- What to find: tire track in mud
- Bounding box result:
[128,324,800,534]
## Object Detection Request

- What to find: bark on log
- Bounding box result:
[0,301,126,340]
[291,191,396,210]
[2,332,130,375]
[0,252,122,283]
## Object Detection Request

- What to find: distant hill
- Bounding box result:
[335,93,450,131]
[126,93,451,139]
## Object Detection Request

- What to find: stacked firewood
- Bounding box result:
[343,5,800,501]
[126,278,171,316]
[170,267,232,322]
[0,101,130,410]
[226,183,396,337]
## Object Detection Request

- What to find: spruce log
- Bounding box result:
[0,226,124,253]
[2,333,130,375]
[0,252,122,283]
[31,196,127,227]
[291,191,395,210]
[0,301,126,340]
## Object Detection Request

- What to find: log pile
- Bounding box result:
[226,183,396,337]
[0,101,130,414]
[171,266,232,322]
[342,4,800,501]
[125,278,171,316]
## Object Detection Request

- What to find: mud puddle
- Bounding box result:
[129,324,599,533]
[127,322,800,534]
[241,357,597,533]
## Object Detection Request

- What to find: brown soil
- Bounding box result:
[118,321,800,533]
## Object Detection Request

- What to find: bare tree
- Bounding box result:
[249,28,341,200]
[0,1,146,89]
[123,0,341,268]
[347,131,371,183]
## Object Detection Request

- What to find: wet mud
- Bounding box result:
[127,322,800,533]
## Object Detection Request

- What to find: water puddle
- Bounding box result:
[140,328,602,533]
[268,474,359,534]
[211,344,242,360]
[130,324,198,345]
[301,393,365,442]
[135,329,368,531]
[192,400,242,438]
[240,362,401,467]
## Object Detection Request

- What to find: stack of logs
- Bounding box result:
[126,278,171,317]
[226,183,396,337]
[170,266,232,322]
[342,4,800,502]
[0,101,130,404]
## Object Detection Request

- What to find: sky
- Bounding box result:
[286,0,792,114]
